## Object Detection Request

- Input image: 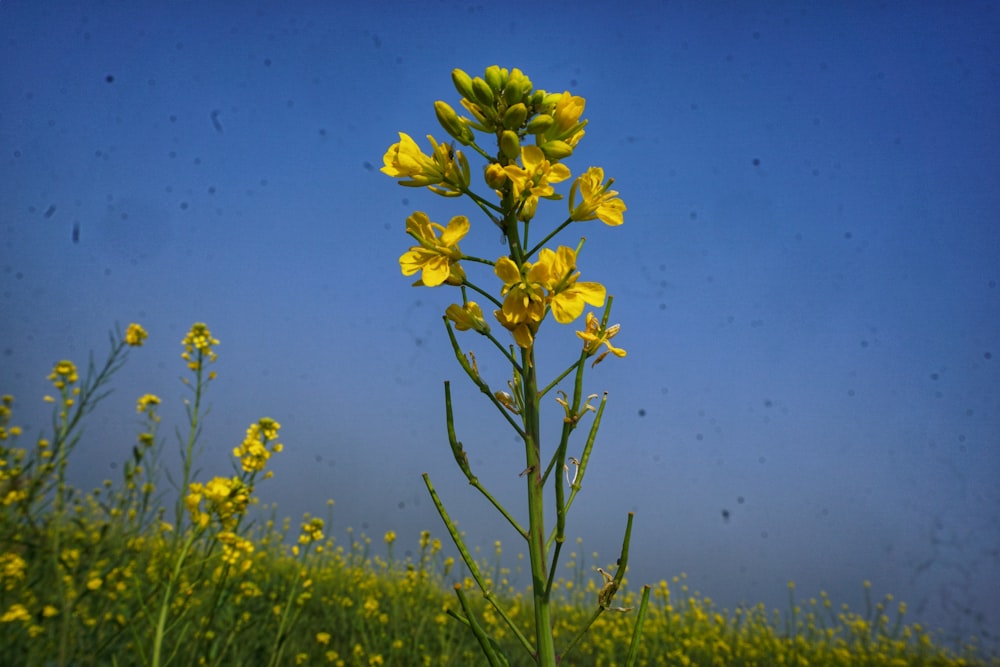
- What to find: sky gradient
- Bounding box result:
[2,0,998,651]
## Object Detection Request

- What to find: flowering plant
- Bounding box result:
[383,65,649,666]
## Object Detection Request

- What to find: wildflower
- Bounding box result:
[181,323,219,371]
[47,360,79,389]
[381,132,470,196]
[493,257,547,348]
[568,167,626,226]
[544,91,587,147]
[1,603,30,623]
[399,212,469,287]
[533,246,606,324]
[384,531,396,545]
[576,312,626,365]
[316,631,331,645]
[445,301,490,334]
[136,394,161,414]
[233,418,281,473]
[503,146,571,213]
[124,323,148,346]
[300,517,325,544]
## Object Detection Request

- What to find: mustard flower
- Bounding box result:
[47,360,78,388]
[136,394,161,414]
[181,323,219,370]
[124,322,148,346]
[316,632,331,645]
[533,246,606,324]
[445,301,490,334]
[299,517,324,544]
[576,312,626,366]
[381,132,470,196]
[384,530,396,545]
[233,418,281,473]
[544,91,587,146]
[502,145,571,212]
[494,256,547,348]
[568,167,626,226]
[399,212,469,287]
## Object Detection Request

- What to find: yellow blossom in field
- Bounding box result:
[381,132,470,196]
[399,212,469,287]
[568,167,626,226]
[47,360,78,388]
[181,323,219,370]
[300,517,324,544]
[533,246,605,324]
[503,145,571,212]
[125,323,148,346]
[576,312,626,365]
[1,603,30,623]
[136,394,161,413]
[444,301,490,334]
[1,553,27,588]
[494,256,546,348]
[316,631,331,645]
[87,576,103,590]
[233,419,281,473]
[384,531,396,545]
[546,91,587,146]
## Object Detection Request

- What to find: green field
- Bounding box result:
[2,325,995,666]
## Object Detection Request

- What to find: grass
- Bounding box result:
[1,325,996,666]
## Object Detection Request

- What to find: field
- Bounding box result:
[1,324,996,666]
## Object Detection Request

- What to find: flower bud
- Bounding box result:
[526,114,554,134]
[538,140,573,160]
[500,130,521,160]
[472,77,495,107]
[484,162,507,190]
[451,68,475,101]
[435,100,474,145]
[502,103,528,130]
[484,65,505,93]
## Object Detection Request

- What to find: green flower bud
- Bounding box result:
[472,77,495,107]
[484,65,505,93]
[526,114,554,134]
[502,103,528,130]
[435,100,474,145]
[500,130,521,160]
[530,90,546,107]
[451,68,475,101]
[538,140,573,160]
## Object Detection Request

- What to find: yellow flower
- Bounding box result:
[384,531,396,545]
[381,132,470,196]
[545,92,587,146]
[1,603,30,623]
[533,246,606,324]
[576,312,626,365]
[181,323,219,370]
[47,360,78,388]
[136,394,161,414]
[569,167,626,226]
[316,632,331,645]
[493,257,546,348]
[445,302,490,334]
[124,323,148,346]
[502,145,571,213]
[399,212,469,287]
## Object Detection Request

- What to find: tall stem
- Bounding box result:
[522,346,555,665]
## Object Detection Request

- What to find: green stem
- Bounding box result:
[423,473,534,658]
[525,216,574,259]
[624,585,652,667]
[521,345,556,666]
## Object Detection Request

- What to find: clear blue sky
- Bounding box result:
[3,0,998,650]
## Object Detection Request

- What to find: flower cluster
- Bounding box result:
[181,323,220,373]
[385,66,627,357]
[185,476,250,530]
[232,418,283,475]
[124,322,148,347]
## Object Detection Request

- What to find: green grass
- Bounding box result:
[1,325,996,666]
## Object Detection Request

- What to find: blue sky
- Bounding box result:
[3,0,998,650]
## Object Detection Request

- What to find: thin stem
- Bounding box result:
[525,216,574,259]
[624,585,652,667]
[423,473,535,658]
